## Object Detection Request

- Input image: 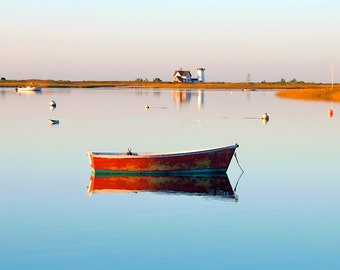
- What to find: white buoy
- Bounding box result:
[145,105,150,110]
[261,113,269,125]
[262,113,269,121]
[49,119,59,125]
[49,100,56,107]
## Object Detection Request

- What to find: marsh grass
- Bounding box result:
[275,86,340,102]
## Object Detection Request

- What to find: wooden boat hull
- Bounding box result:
[87,174,237,200]
[88,144,238,175]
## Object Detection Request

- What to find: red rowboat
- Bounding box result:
[88,144,239,175]
[87,174,237,200]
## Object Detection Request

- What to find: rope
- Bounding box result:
[234,152,244,174]
[233,152,244,192]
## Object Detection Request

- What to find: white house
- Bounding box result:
[172,68,205,83]
[172,69,192,83]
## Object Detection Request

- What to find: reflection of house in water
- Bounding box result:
[197,90,204,109]
[173,90,191,105]
[172,90,205,109]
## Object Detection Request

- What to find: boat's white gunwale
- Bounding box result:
[89,144,238,158]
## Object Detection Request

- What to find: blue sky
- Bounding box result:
[1,0,339,82]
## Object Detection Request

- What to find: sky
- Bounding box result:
[1,0,340,82]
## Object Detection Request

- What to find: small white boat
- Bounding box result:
[16,86,42,92]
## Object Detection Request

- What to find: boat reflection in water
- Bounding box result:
[87,174,238,201]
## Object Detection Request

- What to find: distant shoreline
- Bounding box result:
[1,79,339,102]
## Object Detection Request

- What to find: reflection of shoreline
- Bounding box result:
[172,90,204,109]
[87,174,238,201]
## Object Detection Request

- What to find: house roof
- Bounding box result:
[173,70,192,77]
[174,75,184,82]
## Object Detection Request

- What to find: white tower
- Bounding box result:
[197,68,205,82]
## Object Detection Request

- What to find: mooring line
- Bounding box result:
[233,152,244,192]
[234,152,244,174]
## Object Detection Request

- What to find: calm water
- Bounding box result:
[1,87,339,269]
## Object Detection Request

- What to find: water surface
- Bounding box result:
[1,87,339,269]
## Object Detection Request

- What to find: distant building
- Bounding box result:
[197,68,205,82]
[172,67,205,83]
[172,69,192,83]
